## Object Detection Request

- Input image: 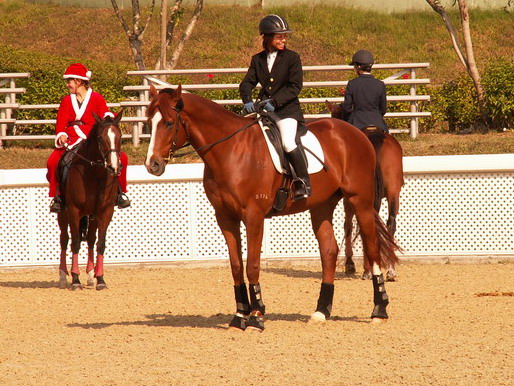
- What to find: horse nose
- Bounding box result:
[147,160,164,176]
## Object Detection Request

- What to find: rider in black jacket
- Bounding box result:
[239,14,310,201]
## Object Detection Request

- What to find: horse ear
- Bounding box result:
[150,84,159,98]
[114,109,124,124]
[325,100,333,113]
[93,112,102,123]
[176,84,182,96]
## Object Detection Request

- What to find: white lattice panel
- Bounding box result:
[1,158,514,268]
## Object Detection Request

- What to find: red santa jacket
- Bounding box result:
[55,88,114,148]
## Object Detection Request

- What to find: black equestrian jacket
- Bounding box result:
[239,48,304,122]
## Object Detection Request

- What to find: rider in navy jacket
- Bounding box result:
[342,50,389,132]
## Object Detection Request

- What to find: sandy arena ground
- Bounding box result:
[0,261,512,386]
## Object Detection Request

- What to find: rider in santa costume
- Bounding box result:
[46,63,131,212]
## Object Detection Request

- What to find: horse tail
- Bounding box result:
[365,129,386,210]
[374,211,401,269]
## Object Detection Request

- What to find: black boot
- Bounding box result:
[49,196,65,213]
[117,191,131,209]
[286,147,312,201]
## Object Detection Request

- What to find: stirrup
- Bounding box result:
[292,178,311,202]
[49,196,64,213]
[117,193,131,209]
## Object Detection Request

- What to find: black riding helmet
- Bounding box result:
[350,49,374,65]
[259,14,292,35]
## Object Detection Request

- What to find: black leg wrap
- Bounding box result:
[234,283,250,315]
[315,282,334,318]
[246,311,265,332]
[228,314,248,331]
[249,283,265,315]
[371,274,389,319]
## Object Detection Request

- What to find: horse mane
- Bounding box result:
[149,87,243,123]
[84,116,117,146]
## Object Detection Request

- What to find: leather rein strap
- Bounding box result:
[163,106,259,161]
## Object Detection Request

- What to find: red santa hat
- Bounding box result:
[63,63,92,81]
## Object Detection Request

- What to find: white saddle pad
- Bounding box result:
[258,120,325,175]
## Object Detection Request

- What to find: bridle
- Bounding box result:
[65,122,122,176]
[158,105,189,163]
[154,101,259,163]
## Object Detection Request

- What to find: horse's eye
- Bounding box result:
[165,121,173,128]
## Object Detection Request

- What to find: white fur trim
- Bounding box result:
[74,125,87,139]
[103,112,115,118]
[54,133,68,148]
[63,74,90,81]
[71,88,92,120]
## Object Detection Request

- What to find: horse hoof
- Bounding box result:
[71,284,83,291]
[246,313,264,332]
[345,264,356,275]
[370,317,388,324]
[361,272,372,280]
[96,283,108,291]
[308,311,327,325]
[228,314,247,331]
[386,271,397,282]
[86,272,95,287]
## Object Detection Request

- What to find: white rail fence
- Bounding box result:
[1,154,513,269]
[0,63,430,148]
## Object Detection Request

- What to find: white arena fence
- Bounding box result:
[0,63,430,148]
[1,154,513,268]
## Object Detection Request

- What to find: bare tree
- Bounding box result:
[111,0,156,70]
[155,0,204,71]
[425,0,488,125]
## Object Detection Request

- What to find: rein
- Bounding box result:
[163,106,259,161]
[64,128,121,175]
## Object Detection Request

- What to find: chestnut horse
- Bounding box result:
[326,101,404,281]
[57,112,123,290]
[145,85,399,331]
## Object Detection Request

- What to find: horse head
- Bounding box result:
[92,110,124,176]
[145,84,187,176]
[325,100,343,120]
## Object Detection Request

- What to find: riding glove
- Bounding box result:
[264,101,275,112]
[244,102,255,113]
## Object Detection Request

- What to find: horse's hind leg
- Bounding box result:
[349,195,392,322]
[385,193,400,282]
[86,216,98,287]
[57,214,69,289]
[342,198,356,276]
[309,201,339,324]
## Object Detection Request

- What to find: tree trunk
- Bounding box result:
[457,0,488,124]
[425,0,488,127]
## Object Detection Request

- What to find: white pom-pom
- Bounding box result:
[86,70,92,79]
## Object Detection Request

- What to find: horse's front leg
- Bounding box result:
[214,211,249,331]
[68,210,83,290]
[57,213,69,289]
[342,198,356,276]
[94,212,113,291]
[309,201,339,324]
[85,216,98,287]
[243,214,266,332]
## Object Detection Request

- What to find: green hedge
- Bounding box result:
[429,59,514,132]
[2,46,512,134]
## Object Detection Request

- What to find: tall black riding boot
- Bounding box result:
[286,147,312,201]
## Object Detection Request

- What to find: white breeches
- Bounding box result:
[276,117,298,153]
